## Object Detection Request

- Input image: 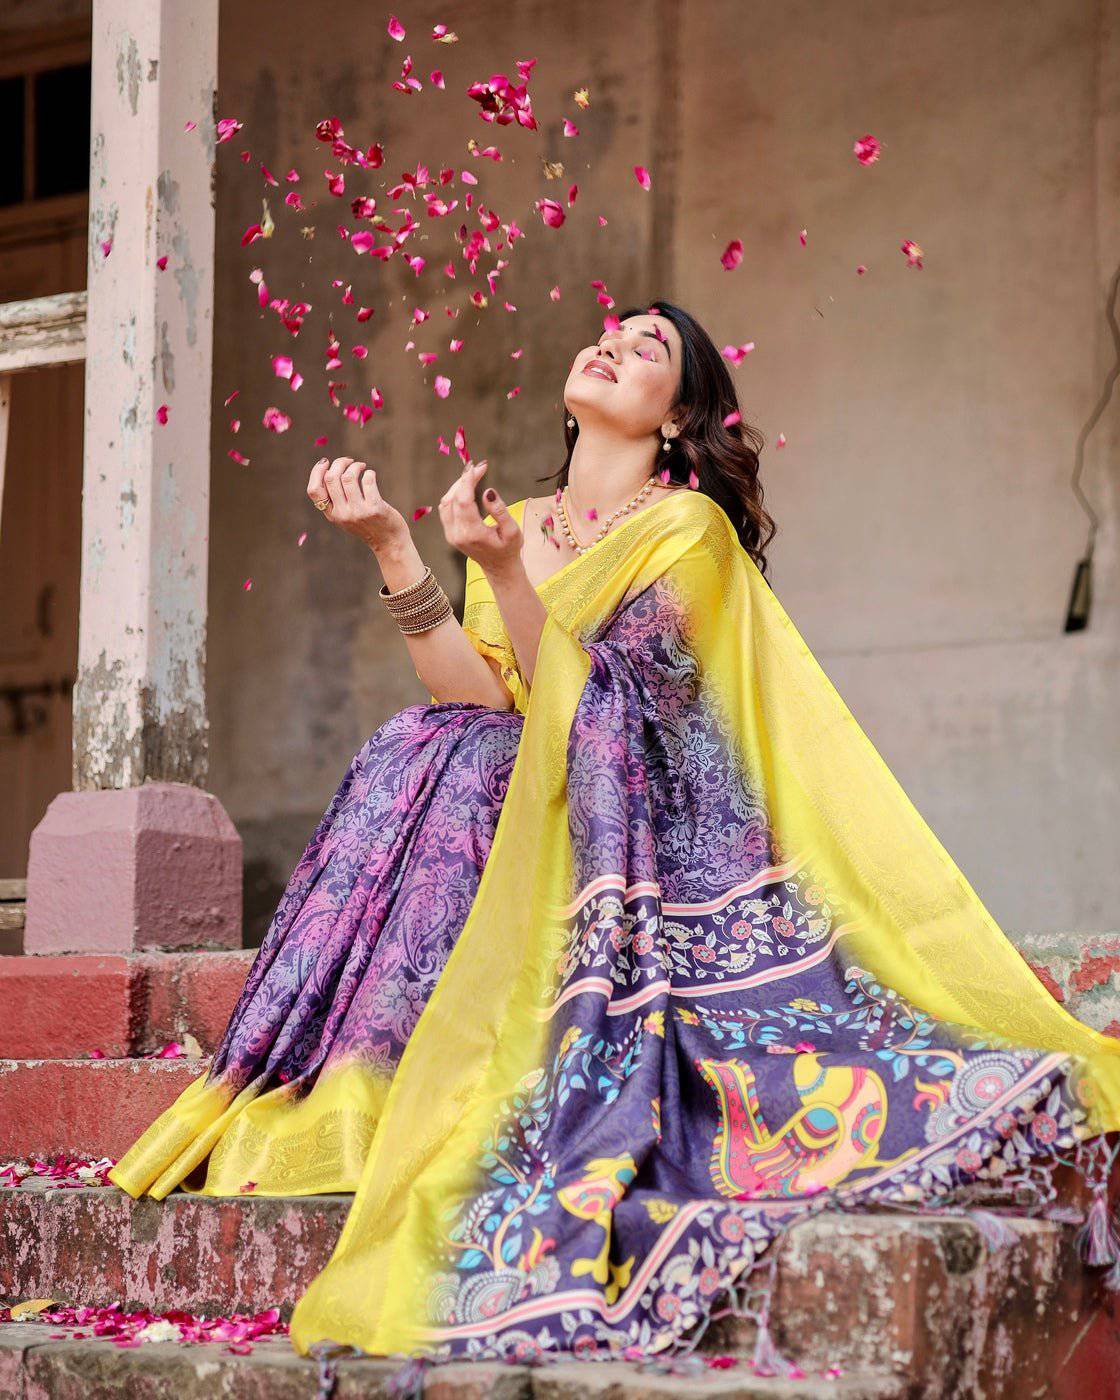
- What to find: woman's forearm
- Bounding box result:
[375,537,513,709]
[483,560,549,690]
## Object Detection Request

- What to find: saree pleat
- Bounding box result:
[108,489,1120,1364]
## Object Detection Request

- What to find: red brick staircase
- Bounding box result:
[0,878,1118,1398]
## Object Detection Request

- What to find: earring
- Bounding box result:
[567,416,576,428]
[661,435,673,451]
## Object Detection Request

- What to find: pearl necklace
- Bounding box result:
[558,475,659,554]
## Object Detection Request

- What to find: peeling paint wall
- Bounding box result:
[204,0,1119,942]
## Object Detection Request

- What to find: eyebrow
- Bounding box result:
[600,326,672,360]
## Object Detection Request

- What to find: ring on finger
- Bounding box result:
[314,498,331,512]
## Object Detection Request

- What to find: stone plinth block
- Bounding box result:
[23,783,242,954]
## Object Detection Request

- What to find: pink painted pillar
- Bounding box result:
[25,0,241,954]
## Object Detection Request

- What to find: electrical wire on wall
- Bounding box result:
[1065,260,1120,632]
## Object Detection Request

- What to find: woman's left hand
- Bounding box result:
[439,461,523,576]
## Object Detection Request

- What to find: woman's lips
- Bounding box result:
[582,361,617,383]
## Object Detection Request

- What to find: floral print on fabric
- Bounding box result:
[206,703,522,1097]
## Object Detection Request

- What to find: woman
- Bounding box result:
[109,301,1120,1371]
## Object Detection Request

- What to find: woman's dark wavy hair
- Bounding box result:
[536,299,777,577]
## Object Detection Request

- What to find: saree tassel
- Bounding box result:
[750,1314,791,1378]
[307,1341,365,1400]
[966,1208,1020,1252]
[1073,1184,1120,1269]
[385,1355,431,1400]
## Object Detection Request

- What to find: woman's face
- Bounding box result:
[564,313,684,439]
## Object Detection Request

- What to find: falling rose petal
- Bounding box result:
[263,406,291,433]
[241,223,264,247]
[633,165,651,190]
[240,1180,257,1193]
[721,342,755,366]
[411,505,433,522]
[563,117,579,137]
[434,375,451,398]
[326,170,345,196]
[798,228,808,246]
[290,372,303,391]
[356,306,374,322]
[100,239,112,258]
[722,410,742,427]
[567,182,578,205]
[602,313,621,333]
[853,133,882,165]
[260,162,279,186]
[901,239,923,268]
[272,355,294,380]
[350,230,375,255]
[184,119,197,132]
[856,263,868,276]
[230,419,240,432]
[155,1041,184,1058]
[224,389,240,407]
[460,169,478,186]
[314,434,328,446]
[720,239,743,271]
[776,432,787,447]
[243,578,253,591]
[430,70,445,88]
[156,255,168,270]
[297,531,308,547]
[535,198,565,228]
[506,386,520,399]
[418,352,438,366]
[449,338,464,352]
[216,117,243,143]
[550,285,561,301]
[285,191,305,212]
[387,14,405,40]
[352,345,368,359]
[156,404,169,424]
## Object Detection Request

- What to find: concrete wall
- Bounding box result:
[204,0,1120,939]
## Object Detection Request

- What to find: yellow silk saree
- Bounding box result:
[109,488,1120,1366]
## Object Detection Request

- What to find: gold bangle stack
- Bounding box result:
[378,565,454,635]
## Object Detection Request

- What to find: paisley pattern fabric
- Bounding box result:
[109,490,1120,1366]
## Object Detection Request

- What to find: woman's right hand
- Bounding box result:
[307,456,411,556]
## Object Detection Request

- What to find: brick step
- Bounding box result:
[0,1058,202,1158]
[1,1186,1115,1392]
[0,950,254,1058]
[0,1329,903,1400]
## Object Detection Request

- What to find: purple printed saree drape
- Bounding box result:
[110,489,1120,1370]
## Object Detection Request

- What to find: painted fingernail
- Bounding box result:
[484,489,496,502]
